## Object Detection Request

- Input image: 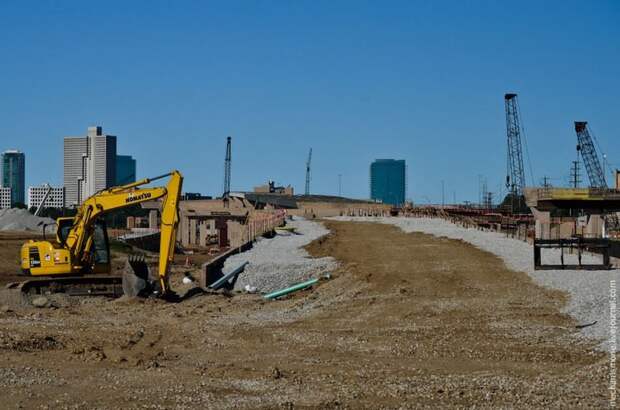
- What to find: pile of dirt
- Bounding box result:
[0,209,53,232]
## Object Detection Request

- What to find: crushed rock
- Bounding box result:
[224,217,337,293]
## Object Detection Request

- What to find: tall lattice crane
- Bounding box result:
[504,93,526,197]
[305,148,312,196]
[223,136,232,197]
[575,122,607,188]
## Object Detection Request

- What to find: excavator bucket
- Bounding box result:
[122,255,156,297]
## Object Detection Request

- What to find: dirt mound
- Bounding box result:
[0,209,54,232]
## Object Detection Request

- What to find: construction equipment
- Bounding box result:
[504,93,527,196]
[305,148,312,196]
[34,183,52,216]
[18,171,183,298]
[575,121,608,189]
[223,136,232,198]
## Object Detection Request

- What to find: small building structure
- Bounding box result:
[254,181,294,195]
[178,197,253,249]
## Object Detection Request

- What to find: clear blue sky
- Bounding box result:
[1,0,618,204]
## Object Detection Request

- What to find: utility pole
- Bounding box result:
[338,174,342,197]
[483,191,493,209]
[477,174,483,208]
[481,179,488,209]
[441,180,445,208]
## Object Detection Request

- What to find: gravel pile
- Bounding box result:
[331,216,619,352]
[0,208,53,231]
[224,217,337,293]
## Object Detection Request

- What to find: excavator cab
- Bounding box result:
[22,218,111,276]
[60,218,110,271]
[57,217,110,271]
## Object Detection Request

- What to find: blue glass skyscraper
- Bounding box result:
[1,150,25,206]
[370,159,406,206]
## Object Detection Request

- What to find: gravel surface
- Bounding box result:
[331,216,619,352]
[224,217,337,293]
[0,208,53,231]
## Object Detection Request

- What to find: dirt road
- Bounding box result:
[0,221,611,408]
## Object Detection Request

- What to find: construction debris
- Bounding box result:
[208,261,249,290]
[31,296,49,308]
[264,278,318,300]
[263,274,330,300]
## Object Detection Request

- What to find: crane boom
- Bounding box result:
[223,136,232,197]
[305,148,312,196]
[575,121,607,189]
[34,183,52,216]
[504,93,526,196]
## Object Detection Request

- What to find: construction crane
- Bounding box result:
[504,93,527,197]
[305,148,312,196]
[34,183,52,216]
[223,136,232,197]
[575,122,607,188]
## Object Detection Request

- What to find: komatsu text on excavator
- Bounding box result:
[17,170,183,298]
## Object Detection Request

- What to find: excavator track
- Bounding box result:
[5,275,124,297]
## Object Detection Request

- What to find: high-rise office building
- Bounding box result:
[116,155,136,185]
[1,150,25,206]
[370,159,406,206]
[63,136,88,207]
[63,126,117,207]
[28,185,65,209]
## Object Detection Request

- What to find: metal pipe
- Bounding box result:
[209,261,249,290]
[263,277,319,300]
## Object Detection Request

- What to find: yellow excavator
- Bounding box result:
[17,170,183,298]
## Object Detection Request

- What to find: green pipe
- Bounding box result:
[263,278,319,300]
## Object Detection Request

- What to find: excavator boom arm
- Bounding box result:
[63,171,183,294]
[156,171,183,292]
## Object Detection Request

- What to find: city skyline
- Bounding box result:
[0,126,139,209]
